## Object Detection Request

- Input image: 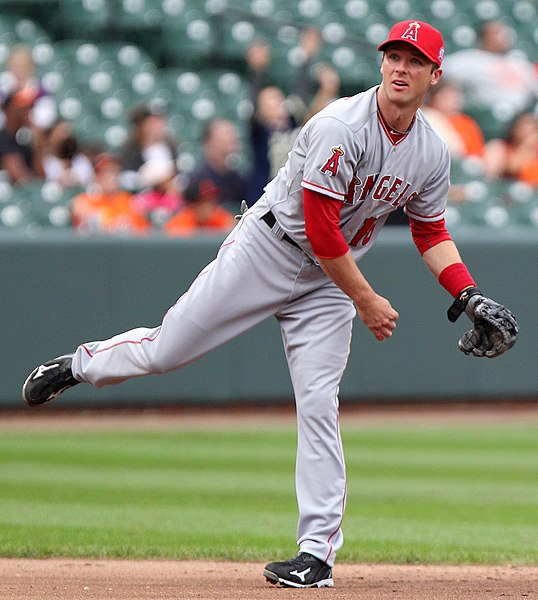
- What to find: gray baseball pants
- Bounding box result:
[72,206,356,566]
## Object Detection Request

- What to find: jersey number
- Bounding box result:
[349,217,378,247]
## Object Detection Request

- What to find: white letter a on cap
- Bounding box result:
[401,21,420,41]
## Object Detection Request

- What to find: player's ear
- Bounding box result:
[430,68,442,86]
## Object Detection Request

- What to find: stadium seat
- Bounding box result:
[25,181,75,229]
[450,157,487,186]
[99,41,157,76]
[284,0,325,28]
[160,9,215,67]
[0,177,13,201]
[219,16,261,62]
[52,40,102,78]
[200,69,252,121]
[341,0,371,22]
[453,178,538,229]
[18,40,55,77]
[57,0,111,37]
[241,0,289,19]
[0,181,40,229]
[0,14,50,45]
[55,87,86,121]
[158,67,251,122]
[0,201,32,229]
[383,0,421,22]
[117,0,163,31]
[427,0,457,23]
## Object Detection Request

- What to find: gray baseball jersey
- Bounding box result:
[70,85,450,568]
[262,85,450,258]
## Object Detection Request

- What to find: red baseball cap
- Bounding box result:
[378,20,445,67]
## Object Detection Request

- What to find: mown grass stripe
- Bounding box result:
[0,423,536,564]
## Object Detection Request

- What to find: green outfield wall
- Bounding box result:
[1,227,536,408]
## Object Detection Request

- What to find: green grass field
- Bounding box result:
[0,419,537,565]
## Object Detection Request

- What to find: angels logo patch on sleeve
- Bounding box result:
[320,145,345,177]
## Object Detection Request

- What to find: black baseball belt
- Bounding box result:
[261,211,301,250]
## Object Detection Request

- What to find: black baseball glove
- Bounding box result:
[447,287,518,358]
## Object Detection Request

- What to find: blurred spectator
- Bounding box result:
[132,159,184,227]
[248,84,298,205]
[120,103,177,191]
[0,44,56,130]
[422,80,485,159]
[0,88,44,184]
[302,62,341,123]
[71,153,150,234]
[245,31,341,204]
[442,20,538,116]
[185,118,248,214]
[163,179,236,236]
[483,112,538,187]
[42,119,94,189]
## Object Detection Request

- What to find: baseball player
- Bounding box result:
[23,20,517,588]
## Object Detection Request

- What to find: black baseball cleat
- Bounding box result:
[263,552,334,588]
[22,354,79,407]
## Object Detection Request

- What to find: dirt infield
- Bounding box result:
[1,558,537,600]
[3,400,538,431]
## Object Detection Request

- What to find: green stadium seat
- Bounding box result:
[285,0,324,27]
[0,14,50,45]
[219,16,261,62]
[58,0,111,37]
[264,24,302,91]
[158,68,208,115]
[0,200,32,229]
[200,69,252,121]
[24,181,75,229]
[383,0,419,22]
[52,40,102,82]
[450,157,487,185]
[341,0,371,22]
[84,120,129,151]
[427,0,457,22]
[127,70,173,106]
[160,67,250,119]
[99,41,157,75]
[456,199,501,228]
[160,10,215,66]
[0,181,39,228]
[55,86,92,122]
[449,177,538,229]
[0,178,14,203]
[241,0,289,19]
[117,0,163,30]
[472,0,502,22]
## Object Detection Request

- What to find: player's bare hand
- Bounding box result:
[356,292,399,341]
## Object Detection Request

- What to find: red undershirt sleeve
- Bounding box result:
[410,217,476,296]
[303,187,349,259]
[409,216,453,255]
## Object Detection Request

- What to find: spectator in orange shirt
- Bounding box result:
[484,112,538,187]
[71,153,151,234]
[422,80,485,158]
[164,179,236,236]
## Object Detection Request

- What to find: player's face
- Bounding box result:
[380,43,442,108]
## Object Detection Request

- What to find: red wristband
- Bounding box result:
[438,263,476,298]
